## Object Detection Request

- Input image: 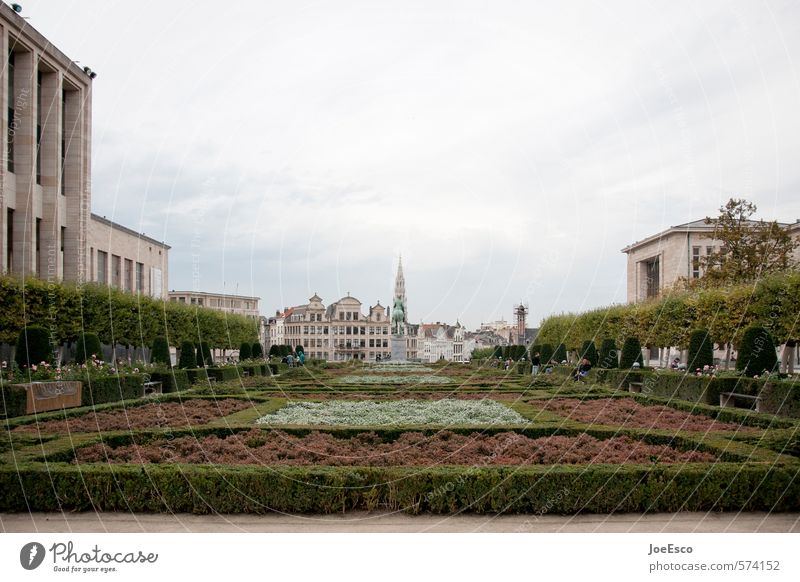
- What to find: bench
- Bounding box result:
[143,381,162,397]
[628,382,643,394]
[719,392,761,413]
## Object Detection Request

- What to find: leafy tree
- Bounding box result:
[252,342,263,359]
[239,342,252,360]
[179,340,198,369]
[540,343,554,365]
[687,329,714,371]
[553,343,567,363]
[579,340,598,367]
[75,332,102,364]
[150,337,171,365]
[736,326,778,377]
[15,326,53,369]
[598,338,618,369]
[620,337,644,369]
[697,198,798,287]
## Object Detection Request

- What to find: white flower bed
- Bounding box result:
[255,399,528,426]
[338,374,452,384]
[366,365,435,373]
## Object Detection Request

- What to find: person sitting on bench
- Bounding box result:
[573,358,592,381]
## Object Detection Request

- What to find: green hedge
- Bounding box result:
[0,276,257,348]
[186,369,207,385]
[149,370,190,394]
[81,375,144,407]
[206,367,241,382]
[1,463,798,514]
[0,384,27,418]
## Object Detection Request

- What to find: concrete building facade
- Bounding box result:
[168,290,260,319]
[622,219,800,303]
[89,214,169,297]
[0,4,92,284]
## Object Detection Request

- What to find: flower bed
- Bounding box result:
[74,429,717,466]
[365,365,435,373]
[536,398,756,432]
[255,399,526,426]
[337,375,453,384]
[13,399,251,434]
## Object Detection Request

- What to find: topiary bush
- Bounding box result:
[200,341,213,367]
[15,325,53,369]
[687,329,714,371]
[150,337,170,366]
[598,338,618,369]
[179,341,198,369]
[579,340,598,367]
[620,337,644,369]
[540,343,554,365]
[75,332,102,365]
[239,342,252,361]
[736,326,778,377]
[553,343,567,364]
[252,342,263,359]
[295,344,304,356]
[268,345,280,358]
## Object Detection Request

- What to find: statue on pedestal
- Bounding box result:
[392,296,405,336]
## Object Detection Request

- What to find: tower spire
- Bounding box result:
[394,255,407,321]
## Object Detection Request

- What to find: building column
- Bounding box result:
[39,67,61,282]
[62,81,89,283]
[10,47,35,277]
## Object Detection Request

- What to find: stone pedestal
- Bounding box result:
[390,334,406,362]
[17,381,83,414]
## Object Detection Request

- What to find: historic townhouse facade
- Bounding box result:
[416,322,465,363]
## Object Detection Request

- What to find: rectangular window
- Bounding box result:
[692,246,701,279]
[369,339,374,348]
[97,251,108,284]
[6,208,13,271]
[35,218,41,276]
[339,312,344,320]
[124,259,133,291]
[706,246,713,256]
[360,326,366,335]
[61,90,66,195]
[112,254,121,288]
[7,51,14,173]
[135,262,144,292]
[346,312,351,321]
[60,226,65,275]
[179,297,185,303]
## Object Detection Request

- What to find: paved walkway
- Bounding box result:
[2,511,798,533]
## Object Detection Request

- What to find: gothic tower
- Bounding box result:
[394,255,407,323]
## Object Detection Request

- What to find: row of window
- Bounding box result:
[92,249,144,292]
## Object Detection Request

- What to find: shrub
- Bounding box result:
[178,341,198,369]
[579,340,598,367]
[736,326,778,377]
[295,345,304,355]
[199,342,213,367]
[687,329,714,371]
[150,370,190,393]
[15,325,53,369]
[239,342,252,360]
[598,338,618,369]
[553,343,567,364]
[75,332,102,365]
[195,343,204,368]
[150,337,170,366]
[0,384,27,418]
[268,345,280,358]
[540,343,554,365]
[252,342,263,359]
[620,337,644,369]
[492,346,503,359]
[81,375,144,407]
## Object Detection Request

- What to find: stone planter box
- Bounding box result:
[15,381,83,414]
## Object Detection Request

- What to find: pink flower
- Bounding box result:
[31,364,38,371]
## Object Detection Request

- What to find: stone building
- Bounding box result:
[416,321,465,363]
[168,290,260,319]
[0,6,170,297]
[622,218,800,303]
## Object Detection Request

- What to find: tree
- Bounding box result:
[268,345,280,358]
[239,342,252,360]
[598,338,618,369]
[492,345,503,359]
[15,326,53,369]
[252,342,263,359]
[579,340,598,367]
[620,337,644,369]
[150,337,171,366]
[687,329,714,371]
[199,341,213,367]
[698,198,798,287]
[295,344,304,355]
[736,326,778,377]
[179,340,198,369]
[75,332,102,364]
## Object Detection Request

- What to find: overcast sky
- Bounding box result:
[21,0,800,328]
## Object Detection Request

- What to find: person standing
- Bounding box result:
[531,352,541,376]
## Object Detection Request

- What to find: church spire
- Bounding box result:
[394,255,407,321]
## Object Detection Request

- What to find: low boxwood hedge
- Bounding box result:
[0,384,28,418]
[1,463,798,514]
[81,375,144,407]
[149,370,190,393]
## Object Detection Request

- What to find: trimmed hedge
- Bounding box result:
[0,384,27,418]
[75,332,102,365]
[598,338,618,369]
[80,375,145,407]
[620,337,644,369]
[1,463,798,514]
[151,337,170,366]
[579,340,598,367]
[178,341,197,369]
[239,342,252,360]
[687,329,714,371]
[737,326,779,377]
[149,370,190,394]
[252,343,263,359]
[540,344,554,365]
[15,325,53,369]
[553,343,567,363]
